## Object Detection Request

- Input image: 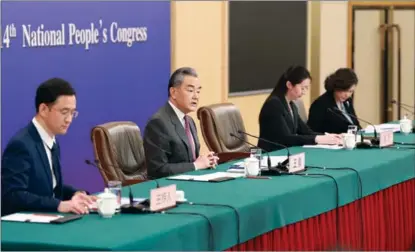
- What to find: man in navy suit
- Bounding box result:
[1,78,96,216]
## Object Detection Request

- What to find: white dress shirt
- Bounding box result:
[32,117,57,189]
[169,101,186,128]
[168,101,198,169]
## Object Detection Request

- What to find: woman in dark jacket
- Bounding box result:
[308,68,361,134]
[258,66,342,152]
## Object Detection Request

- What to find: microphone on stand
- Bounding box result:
[229,132,275,172]
[391,99,414,109]
[232,131,291,173]
[391,100,415,117]
[84,159,151,212]
[237,130,291,162]
[328,108,380,147]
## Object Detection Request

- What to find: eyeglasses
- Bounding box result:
[49,107,79,119]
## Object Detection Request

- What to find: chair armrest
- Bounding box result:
[217,152,250,164]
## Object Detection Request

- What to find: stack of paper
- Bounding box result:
[364,124,400,133]
[169,172,245,181]
[303,144,344,150]
[1,213,63,223]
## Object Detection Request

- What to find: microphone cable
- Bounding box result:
[181,201,241,245]
[393,141,415,146]
[162,211,214,251]
[287,172,340,249]
[384,145,415,150]
[306,165,364,249]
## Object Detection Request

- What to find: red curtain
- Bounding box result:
[227,178,415,251]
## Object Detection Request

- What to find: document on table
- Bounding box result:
[169,172,245,181]
[303,144,344,150]
[364,124,400,133]
[230,156,288,169]
[1,213,63,223]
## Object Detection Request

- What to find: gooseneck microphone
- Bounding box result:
[237,130,291,168]
[391,100,415,126]
[327,108,380,146]
[391,99,415,110]
[229,132,273,171]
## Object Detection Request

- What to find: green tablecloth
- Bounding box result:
[2,132,414,251]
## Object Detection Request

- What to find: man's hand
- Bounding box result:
[72,191,97,205]
[194,152,220,170]
[58,200,89,215]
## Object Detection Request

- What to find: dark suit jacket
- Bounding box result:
[258,94,320,152]
[143,103,200,179]
[308,92,361,134]
[1,122,78,216]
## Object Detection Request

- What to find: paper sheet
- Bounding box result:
[1,213,62,223]
[231,156,288,168]
[303,144,344,150]
[169,172,244,181]
[364,124,400,133]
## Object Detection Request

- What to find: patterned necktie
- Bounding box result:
[184,115,196,161]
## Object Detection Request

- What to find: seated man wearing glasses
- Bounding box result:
[1,78,96,216]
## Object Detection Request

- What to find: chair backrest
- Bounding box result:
[91,121,147,185]
[197,103,250,153]
[293,98,308,122]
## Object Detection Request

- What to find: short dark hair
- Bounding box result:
[271,66,312,96]
[35,78,76,112]
[168,67,198,97]
[324,68,358,92]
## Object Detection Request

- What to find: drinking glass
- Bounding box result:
[347,125,358,135]
[250,148,262,175]
[107,180,122,212]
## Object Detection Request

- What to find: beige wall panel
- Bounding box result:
[171,1,225,154]
[319,1,348,94]
[392,10,415,119]
[353,10,384,125]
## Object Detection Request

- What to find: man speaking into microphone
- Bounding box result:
[143,67,219,179]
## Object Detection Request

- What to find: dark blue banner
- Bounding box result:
[1,1,171,192]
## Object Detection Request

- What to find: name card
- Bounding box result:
[288,152,305,173]
[379,130,394,147]
[150,184,176,212]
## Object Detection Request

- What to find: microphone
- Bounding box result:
[391,100,415,115]
[84,159,159,188]
[231,131,290,173]
[391,99,414,109]
[229,132,274,171]
[237,130,291,163]
[328,108,380,146]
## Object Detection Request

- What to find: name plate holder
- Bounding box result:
[150,184,177,212]
[379,130,394,148]
[288,152,306,173]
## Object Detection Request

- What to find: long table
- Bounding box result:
[2,132,414,250]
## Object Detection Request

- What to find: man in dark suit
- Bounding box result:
[144,67,219,179]
[1,78,96,216]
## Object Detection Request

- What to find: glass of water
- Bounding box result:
[347,125,358,135]
[250,148,262,175]
[108,180,122,212]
